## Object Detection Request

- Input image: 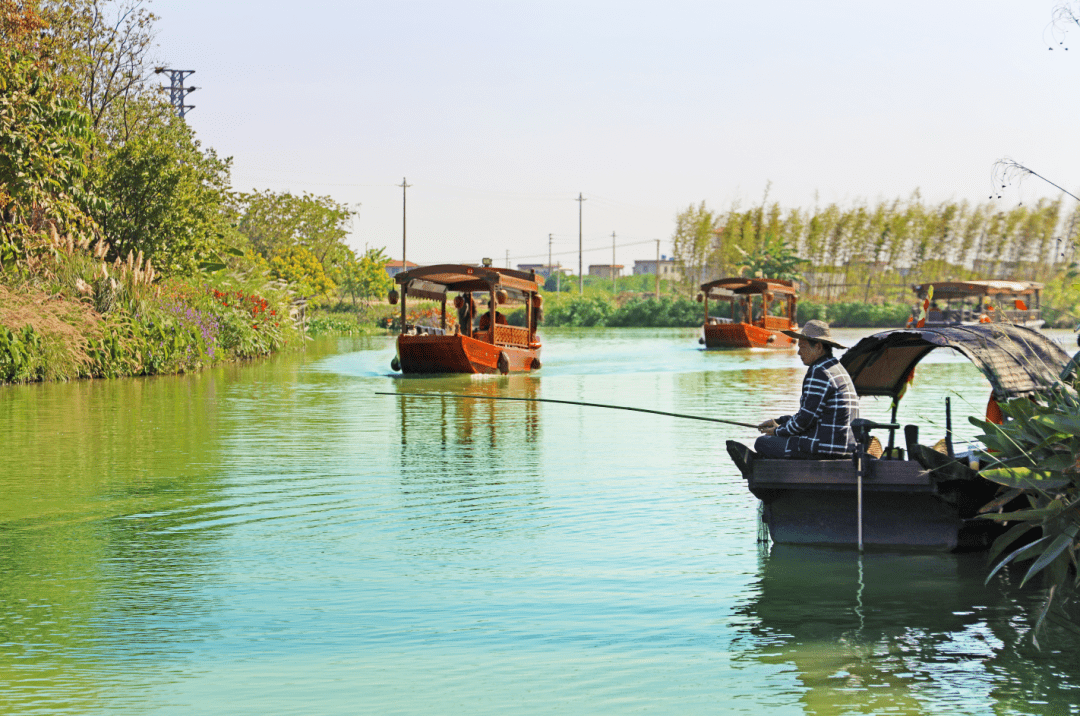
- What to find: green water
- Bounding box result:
[1,328,1078,715]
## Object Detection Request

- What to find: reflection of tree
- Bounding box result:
[0,372,229,710]
[736,546,1032,714]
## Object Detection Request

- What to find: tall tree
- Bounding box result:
[0,0,100,269]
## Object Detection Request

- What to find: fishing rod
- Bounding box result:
[375,392,759,429]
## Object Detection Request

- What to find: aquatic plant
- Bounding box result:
[970,386,1080,647]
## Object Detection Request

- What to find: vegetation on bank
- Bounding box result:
[520,292,912,329]
[0,1,394,384]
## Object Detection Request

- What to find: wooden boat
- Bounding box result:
[389,264,542,375]
[697,278,798,348]
[911,280,1044,328]
[727,324,1070,551]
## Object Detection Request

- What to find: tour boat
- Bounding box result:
[910,280,1044,328]
[697,278,799,349]
[727,324,1069,551]
[389,263,542,375]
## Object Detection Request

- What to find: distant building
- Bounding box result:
[589,264,624,279]
[517,263,563,279]
[385,260,418,277]
[633,256,680,281]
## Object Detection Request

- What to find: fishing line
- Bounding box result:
[376,392,758,429]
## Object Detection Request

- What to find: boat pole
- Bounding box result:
[376,392,759,429]
[856,446,864,552]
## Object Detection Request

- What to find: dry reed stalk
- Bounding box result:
[0,284,104,376]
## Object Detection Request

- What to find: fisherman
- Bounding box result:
[727,320,858,470]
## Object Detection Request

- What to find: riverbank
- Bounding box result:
[0,240,302,385]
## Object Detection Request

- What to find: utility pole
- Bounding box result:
[154,68,196,118]
[576,193,586,294]
[548,233,553,291]
[399,177,411,268]
[655,239,661,299]
[611,231,617,293]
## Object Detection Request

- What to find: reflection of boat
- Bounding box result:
[911,280,1044,328]
[390,264,542,374]
[728,324,1070,551]
[697,278,798,349]
[740,545,1015,713]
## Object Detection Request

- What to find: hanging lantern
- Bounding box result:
[388,289,399,305]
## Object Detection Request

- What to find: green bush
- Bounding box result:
[606,297,702,327]
[307,314,363,336]
[797,300,910,327]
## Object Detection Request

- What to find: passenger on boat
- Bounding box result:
[454,294,477,336]
[477,310,507,331]
[752,320,859,459]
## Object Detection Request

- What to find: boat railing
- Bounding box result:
[761,316,790,331]
[492,324,531,348]
[999,308,1040,323]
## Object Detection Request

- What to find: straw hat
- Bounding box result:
[781,319,847,349]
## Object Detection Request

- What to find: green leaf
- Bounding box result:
[1021,525,1080,587]
[1031,414,1080,438]
[979,466,1071,491]
[986,536,1049,584]
[988,522,1041,564]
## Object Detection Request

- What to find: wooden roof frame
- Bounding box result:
[699,277,798,299]
[394,264,540,295]
[912,280,1044,300]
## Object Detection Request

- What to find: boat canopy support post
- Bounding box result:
[945,396,955,458]
[888,400,899,454]
[400,279,407,331]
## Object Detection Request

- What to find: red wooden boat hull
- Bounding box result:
[703,322,794,349]
[397,334,540,374]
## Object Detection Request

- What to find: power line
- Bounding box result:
[509,238,658,261]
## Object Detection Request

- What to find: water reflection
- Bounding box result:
[392,377,546,540]
[738,545,1080,714]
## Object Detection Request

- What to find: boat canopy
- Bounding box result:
[394,264,540,298]
[699,277,797,299]
[840,324,1070,402]
[912,280,1043,300]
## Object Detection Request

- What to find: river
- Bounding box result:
[1,327,1077,715]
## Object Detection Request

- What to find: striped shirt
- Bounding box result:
[774,355,859,457]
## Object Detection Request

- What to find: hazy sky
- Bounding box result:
[151,0,1080,270]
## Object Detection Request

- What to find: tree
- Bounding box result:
[733,233,805,282]
[267,245,334,299]
[235,190,355,275]
[0,0,101,270]
[89,111,232,275]
[336,247,392,310]
[671,201,719,289]
[39,0,160,142]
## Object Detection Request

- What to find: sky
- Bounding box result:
[149,0,1080,271]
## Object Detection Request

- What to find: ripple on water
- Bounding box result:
[1,329,1078,715]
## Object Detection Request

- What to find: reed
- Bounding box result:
[672,194,1074,305]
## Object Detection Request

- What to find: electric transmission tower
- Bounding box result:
[154,68,197,118]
